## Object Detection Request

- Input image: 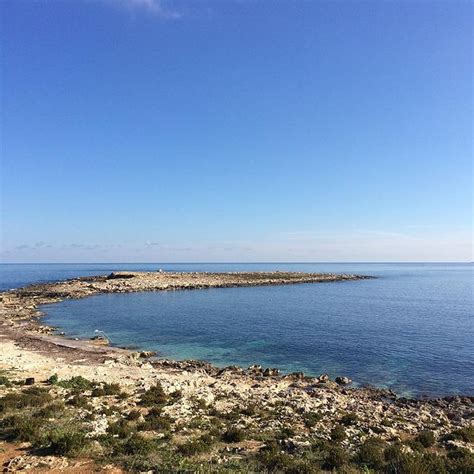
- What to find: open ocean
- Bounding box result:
[1,263,472,398]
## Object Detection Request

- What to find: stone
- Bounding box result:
[289,371,305,379]
[335,376,352,385]
[263,368,280,377]
[318,374,329,383]
[139,351,157,358]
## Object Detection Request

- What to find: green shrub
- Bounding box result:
[92,382,123,397]
[221,427,245,443]
[330,424,346,442]
[257,443,294,472]
[0,375,11,387]
[66,394,91,409]
[35,402,65,419]
[116,391,128,401]
[446,447,474,473]
[382,417,394,427]
[48,428,87,456]
[340,412,359,426]
[57,376,95,391]
[357,437,387,469]
[108,418,134,438]
[0,387,52,413]
[121,433,157,456]
[139,383,168,406]
[178,434,214,457]
[323,446,348,470]
[303,411,323,428]
[444,425,474,443]
[406,438,425,452]
[416,430,436,448]
[191,397,208,410]
[139,407,172,431]
[127,409,141,421]
[276,426,295,439]
[169,390,183,401]
[384,444,449,474]
[258,448,317,473]
[47,374,59,385]
[0,414,47,444]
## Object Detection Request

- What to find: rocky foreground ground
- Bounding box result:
[0,272,472,472]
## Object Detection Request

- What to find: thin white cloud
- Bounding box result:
[110,0,181,18]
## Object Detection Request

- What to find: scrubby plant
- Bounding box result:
[169,389,183,401]
[177,434,214,457]
[108,418,134,438]
[121,433,157,456]
[416,429,436,448]
[330,424,346,442]
[443,425,474,443]
[381,417,394,427]
[0,386,52,413]
[356,437,387,469]
[241,403,257,417]
[257,442,290,471]
[0,414,47,444]
[91,382,122,397]
[35,401,65,419]
[57,376,95,391]
[139,407,172,431]
[221,426,245,443]
[48,428,88,456]
[0,375,11,387]
[67,394,92,409]
[139,383,168,406]
[384,443,450,474]
[276,426,296,440]
[190,396,208,410]
[340,412,359,426]
[127,409,141,421]
[302,411,323,428]
[322,446,348,470]
[47,374,59,385]
[446,447,474,473]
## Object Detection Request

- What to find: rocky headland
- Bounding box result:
[0,272,472,472]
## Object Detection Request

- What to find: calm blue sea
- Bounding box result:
[1,263,472,397]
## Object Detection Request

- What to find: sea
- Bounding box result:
[1,263,472,398]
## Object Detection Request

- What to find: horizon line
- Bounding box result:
[0,261,472,265]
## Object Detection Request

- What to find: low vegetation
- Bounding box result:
[1,372,473,473]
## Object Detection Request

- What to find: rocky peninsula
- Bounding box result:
[0,271,472,472]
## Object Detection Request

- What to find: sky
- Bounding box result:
[0,0,472,263]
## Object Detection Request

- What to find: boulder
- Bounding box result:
[335,376,352,385]
[263,368,280,377]
[139,351,157,358]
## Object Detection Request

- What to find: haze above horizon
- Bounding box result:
[1,0,472,263]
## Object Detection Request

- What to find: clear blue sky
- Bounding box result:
[1,0,472,262]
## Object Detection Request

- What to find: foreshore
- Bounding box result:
[0,272,472,472]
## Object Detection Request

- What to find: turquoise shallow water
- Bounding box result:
[1,263,472,397]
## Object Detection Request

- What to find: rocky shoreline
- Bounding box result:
[0,271,472,472]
